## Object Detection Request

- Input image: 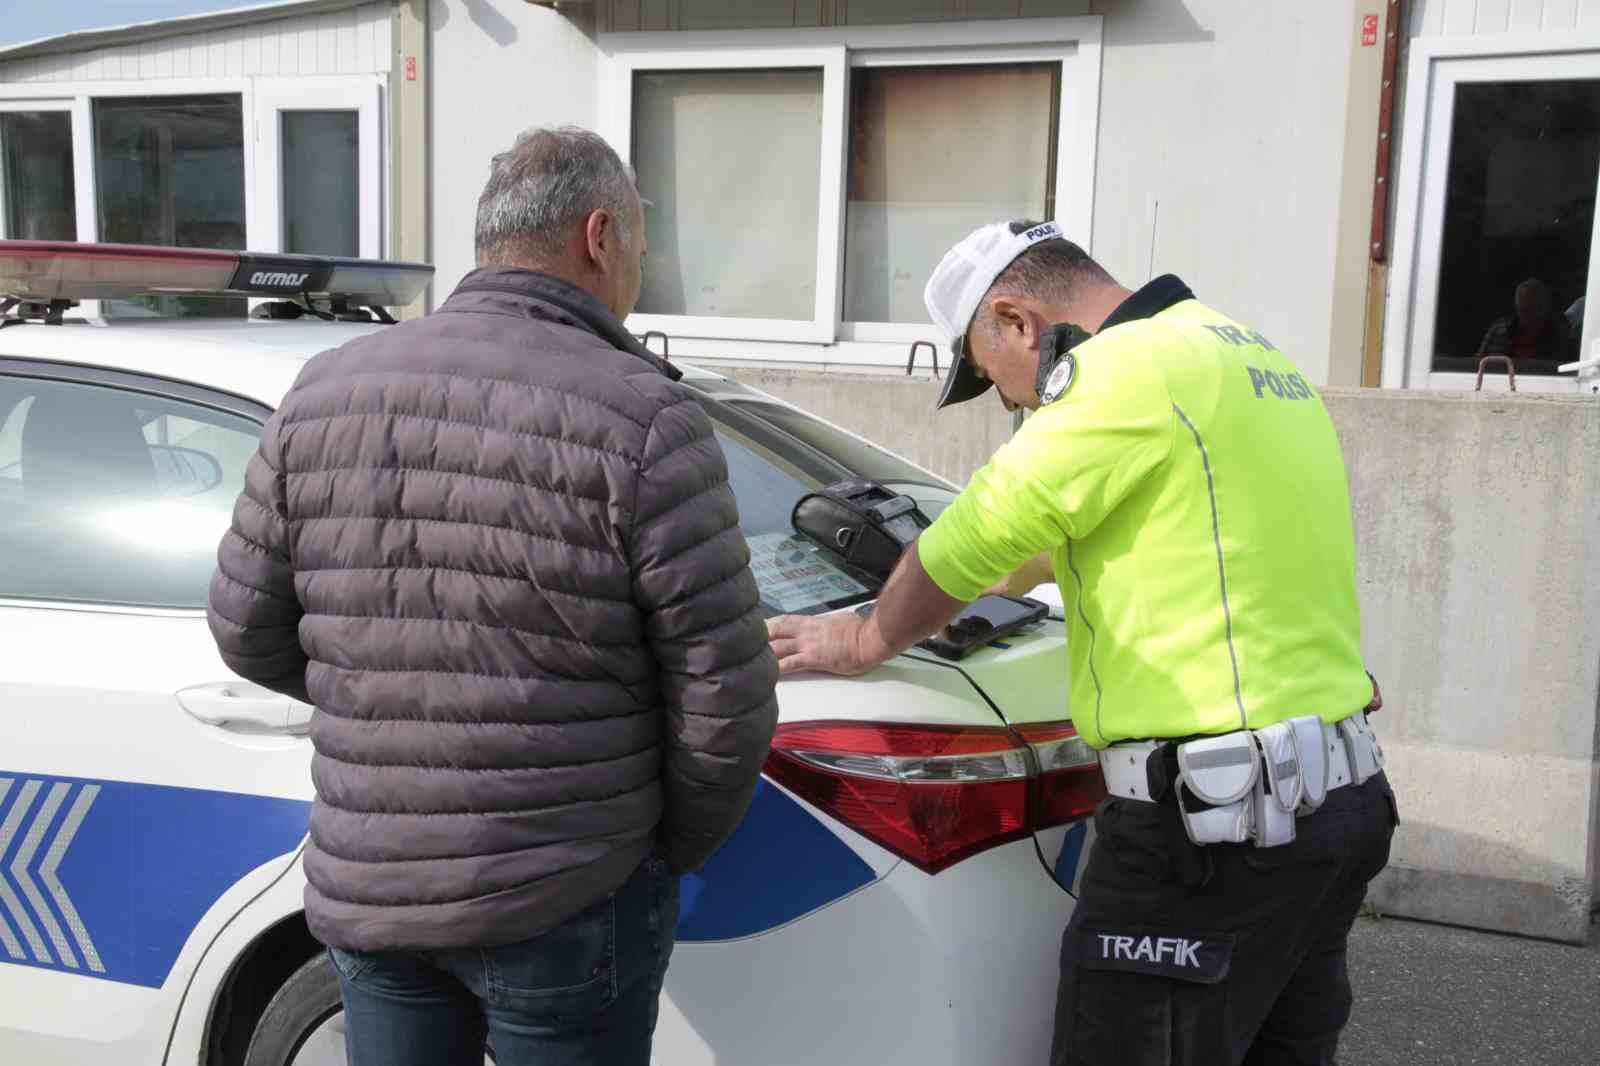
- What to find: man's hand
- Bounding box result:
[766,611,886,676]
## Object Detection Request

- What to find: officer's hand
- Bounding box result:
[984,552,1055,598]
[766,612,880,677]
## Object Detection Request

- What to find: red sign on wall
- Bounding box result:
[1361,13,1380,47]
[405,55,418,81]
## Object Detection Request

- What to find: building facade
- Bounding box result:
[0,0,1595,394]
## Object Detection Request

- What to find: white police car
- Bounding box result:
[0,242,1104,1066]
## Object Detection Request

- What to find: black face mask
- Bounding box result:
[1034,322,1093,405]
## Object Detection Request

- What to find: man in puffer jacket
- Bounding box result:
[207,126,779,1066]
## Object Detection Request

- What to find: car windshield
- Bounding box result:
[688,386,957,616]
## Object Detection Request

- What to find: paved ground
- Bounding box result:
[1339,913,1600,1065]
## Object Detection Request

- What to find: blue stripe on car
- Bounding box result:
[0,772,310,988]
[1053,820,1089,892]
[677,779,875,941]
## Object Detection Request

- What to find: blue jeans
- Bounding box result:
[329,857,679,1066]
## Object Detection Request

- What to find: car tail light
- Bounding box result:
[764,719,1106,875]
[1017,722,1109,829]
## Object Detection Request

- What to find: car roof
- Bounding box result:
[0,315,726,408]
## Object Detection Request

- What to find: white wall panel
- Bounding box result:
[0,3,392,83]
[1419,0,1588,35]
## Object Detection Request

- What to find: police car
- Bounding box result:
[0,241,1104,1066]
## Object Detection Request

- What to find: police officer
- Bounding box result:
[765,220,1397,1066]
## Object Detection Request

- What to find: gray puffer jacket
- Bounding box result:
[207,267,779,951]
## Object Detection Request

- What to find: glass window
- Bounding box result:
[1431,79,1597,376]
[94,94,247,318]
[632,68,824,319]
[0,375,260,608]
[692,387,952,615]
[282,110,360,257]
[0,111,76,240]
[725,399,953,496]
[844,63,1059,324]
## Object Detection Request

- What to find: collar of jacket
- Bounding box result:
[1099,273,1195,333]
[445,266,682,381]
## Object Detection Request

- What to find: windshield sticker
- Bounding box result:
[746,532,870,612]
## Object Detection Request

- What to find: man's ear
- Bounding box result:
[584,208,614,271]
[989,297,1042,350]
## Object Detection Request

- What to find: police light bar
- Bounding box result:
[0,241,432,306]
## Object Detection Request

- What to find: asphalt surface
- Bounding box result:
[1339,913,1600,1065]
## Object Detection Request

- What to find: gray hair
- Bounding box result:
[474,126,638,263]
[979,219,1114,338]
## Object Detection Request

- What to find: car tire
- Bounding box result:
[242,953,344,1066]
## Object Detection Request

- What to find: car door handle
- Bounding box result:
[177,683,314,735]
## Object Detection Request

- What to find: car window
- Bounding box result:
[0,374,260,609]
[723,399,953,492]
[697,391,951,616]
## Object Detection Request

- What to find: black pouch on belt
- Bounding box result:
[790,478,931,582]
[1144,744,1214,887]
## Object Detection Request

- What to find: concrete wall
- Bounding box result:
[736,371,1600,943]
[1329,389,1600,943]
[727,368,1014,484]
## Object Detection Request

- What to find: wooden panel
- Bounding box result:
[1413,0,1447,36]
[355,11,376,73]
[0,3,391,85]
[639,0,671,31]
[242,31,263,75]
[1543,0,1581,32]
[1507,0,1545,30]
[1020,0,1091,14]
[676,0,800,28]
[609,0,644,32]
[965,0,1024,17]
[335,8,358,73]
[298,19,319,73]
[315,13,338,73]
[844,0,952,25]
[1474,0,1511,32]
[1441,0,1479,34]
[206,31,228,76]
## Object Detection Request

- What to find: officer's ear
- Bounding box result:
[988,297,1042,352]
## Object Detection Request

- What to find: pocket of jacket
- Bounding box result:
[485,895,618,1020]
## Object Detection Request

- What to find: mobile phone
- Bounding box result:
[916,594,1049,661]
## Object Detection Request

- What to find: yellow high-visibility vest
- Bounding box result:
[917,282,1370,749]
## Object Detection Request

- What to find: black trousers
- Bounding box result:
[1050,772,1397,1066]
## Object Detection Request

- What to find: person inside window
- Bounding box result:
[1477,278,1579,366]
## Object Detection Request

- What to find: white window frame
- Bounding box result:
[0,75,385,260]
[0,96,96,243]
[1383,33,1600,393]
[599,17,1102,363]
[253,77,386,258]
